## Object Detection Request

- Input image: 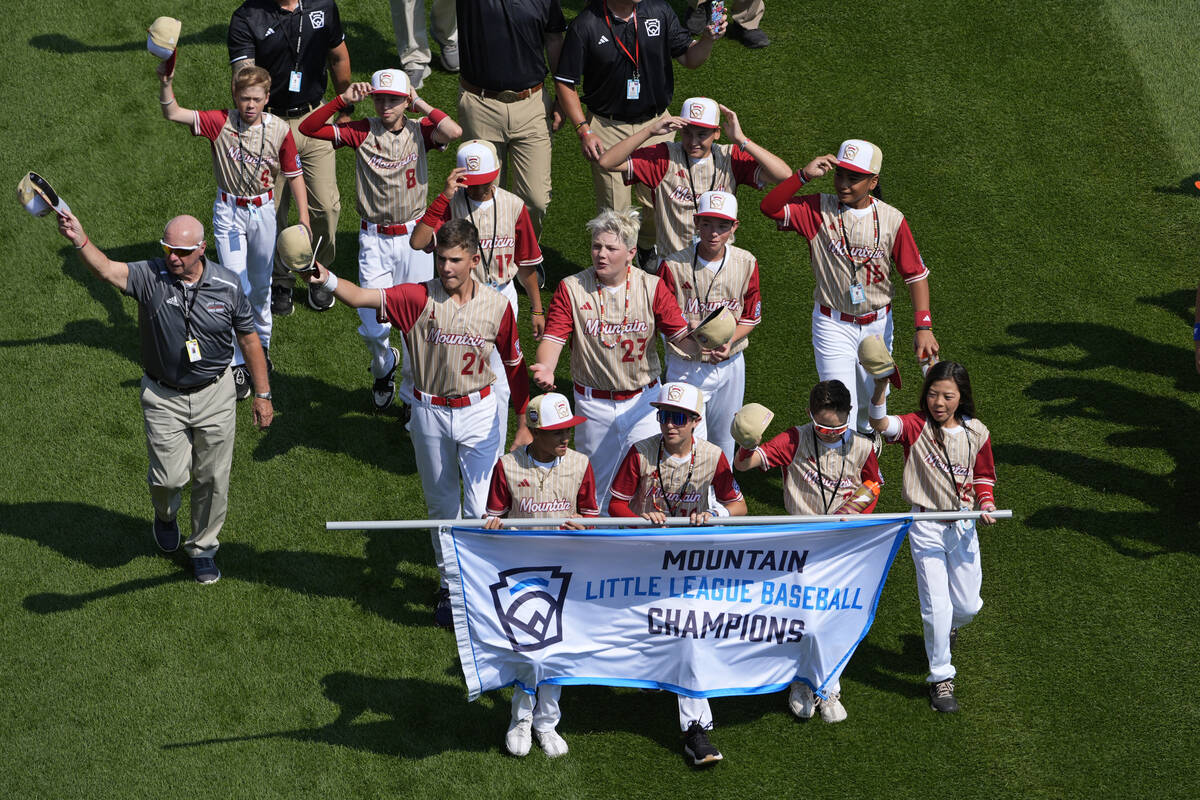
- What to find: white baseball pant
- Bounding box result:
[811,304,893,434]
[665,351,745,464]
[572,385,660,505]
[486,281,520,461]
[512,684,562,732]
[908,516,983,683]
[678,695,713,731]
[212,192,276,364]
[409,389,500,523]
[357,221,435,405]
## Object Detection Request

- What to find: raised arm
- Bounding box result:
[411,93,462,146]
[719,105,792,185]
[596,117,684,173]
[156,60,196,126]
[676,15,726,69]
[56,212,129,291]
[304,261,383,311]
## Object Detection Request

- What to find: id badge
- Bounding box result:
[185,338,202,363]
[847,282,866,305]
[289,70,303,92]
[626,78,640,100]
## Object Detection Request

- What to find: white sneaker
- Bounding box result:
[787,681,815,719]
[817,692,848,723]
[535,728,569,758]
[505,718,531,757]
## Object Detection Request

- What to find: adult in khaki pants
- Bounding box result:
[455,0,566,239]
[555,0,724,262]
[52,211,272,585]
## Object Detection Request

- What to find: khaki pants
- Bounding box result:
[587,112,673,250]
[140,370,237,558]
[389,0,458,84]
[689,0,764,28]
[274,109,341,289]
[458,88,554,237]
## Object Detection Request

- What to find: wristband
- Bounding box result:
[159,97,176,106]
[321,272,339,293]
[74,237,89,250]
[868,401,888,420]
[531,310,545,316]
[427,108,449,126]
[578,127,592,138]
[915,310,932,329]
[796,169,809,185]
[421,193,451,228]
[739,138,751,150]
[1194,322,1200,342]
[254,391,272,400]
[574,119,588,130]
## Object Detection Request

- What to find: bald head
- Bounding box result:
[162,215,205,248]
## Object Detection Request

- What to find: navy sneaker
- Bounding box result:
[153,517,180,553]
[434,587,452,628]
[683,722,723,766]
[192,557,221,585]
[929,679,959,713]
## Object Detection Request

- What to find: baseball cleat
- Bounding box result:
[787,680,816,719]
[271,286,294,317]
[683,723,723,766]
[372,347,400,411]
[929,679,959,713]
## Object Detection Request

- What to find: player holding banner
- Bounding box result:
[156,57,308,399]
[759,139,939,435]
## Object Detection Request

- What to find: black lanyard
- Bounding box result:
[465,193,500,281]
[933,424,972,506]
[811,428,847,514]
[837,199,879,286]
[684,154,717,209]
[176,277,203,341]
[291,1,305,76]
[654,439,696,516]
[234,113,269,196]
[690,244,727,308]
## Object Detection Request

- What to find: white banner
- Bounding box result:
[441,519,910,702]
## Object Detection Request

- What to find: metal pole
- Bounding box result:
[326,510,1012,531]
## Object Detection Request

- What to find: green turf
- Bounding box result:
[2,1,1198,798]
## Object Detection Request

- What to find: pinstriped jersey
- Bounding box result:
[657,243,761,360]
[755,425,881,516]
[626,142,762,255]
[889,413,996,510]
[448,188,542,285]
[542,268,688,391]
[193,110,301,196]
[487,448,600,518]
[351,118,430,224]
[611,434,741,516]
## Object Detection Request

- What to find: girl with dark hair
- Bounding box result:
[868,361,997,714]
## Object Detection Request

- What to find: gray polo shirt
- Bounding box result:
[123,258,254,388]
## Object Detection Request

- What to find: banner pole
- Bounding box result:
[326,510,1012,531]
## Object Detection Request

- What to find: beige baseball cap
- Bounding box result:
[681,97,720,129]
[456,140,500,186]
[651,382,705,417]
[837,139,882,174]
[695,190,737,221]
[692,307,736,350]
[276,224,316,273]
[17,172,69,218]
[371,68,410,97]
[147,17,181,59]
[526,392,587,430]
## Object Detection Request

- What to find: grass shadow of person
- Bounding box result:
[29,25,228,55]
[1150,173,1200,197]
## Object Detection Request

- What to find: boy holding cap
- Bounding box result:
[596,97,790,265]
[483,391,598,759]
[608,380,746,766]
[299,68,462,414]
[759,140,939,434]
[156,55,307,400]
[656,190,761,461]
[411,140,545,457]
[733,378,883,724]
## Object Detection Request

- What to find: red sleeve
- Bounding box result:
[892,218,929,284]
[756,427,800,470]
[730,144,763,188]
[418,115,447,151]
[971,435,997,507]
[278,131,303,177]
[739,263,762,325]
[890,412,927,446]
[712,454,743,504]
[624,143,670,188]
[496,305,531,414]
[540,281,575,344]
[860,449,883,485]
[577,463,600,516]
[513,208,543,267]
[297,97,370,148]
[656,260,676,292]
[607,447,642,513]
[193,109,229,141]
[485,460,512,516]
[652,277,688,340]
[759,172,822,239]
[379,283,429,334]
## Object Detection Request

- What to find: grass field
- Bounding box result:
[2,1,1198,798]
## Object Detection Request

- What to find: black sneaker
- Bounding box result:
[271,285,294,317]
[372,346,400,411]
[153,516,180,553]
[307,284,336,311]
[192,556,221,584]
[683,722,723,766]
[434,587,453,628]
[684,3,708,35]
[929,679,959,713]
[232,364,252,401]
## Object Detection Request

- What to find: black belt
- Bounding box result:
[598,110,662,125]
[267,101,319,118]
[145,372,222,394]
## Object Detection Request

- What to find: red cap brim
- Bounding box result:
[887,366,902,389]
[836,159,873,174]
[538,414,587,430]
[463,169,500,186]
[695,211,736,221]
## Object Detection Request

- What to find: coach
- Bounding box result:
[456,0,566,238]
[55,211,273,585]
[228,0,352,315]
[555,0,724,262]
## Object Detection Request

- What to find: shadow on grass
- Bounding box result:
[992,322,1200,557]
[3,501,438,627]
[29,25,228,54]
[841,634,930,700]
[162,672,499,758]
[1150,173,1200,197]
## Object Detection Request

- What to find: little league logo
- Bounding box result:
[645,18,661,36]
[554,400,570,419]
[379,73,393,88]
[843,144,859,159]
[309,10,326,28]
[667,385,684,402]
[689,106,704,120]
[489,566,572,652]
[709,195,725,209]
[467,156,481,171]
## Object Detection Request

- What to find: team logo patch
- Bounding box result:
[309,10,325,28]
[844,144,859,159]
[667,385,684,402]
[554,400,569,419]
[528,408,540,424]
[489,566,572,652]
[645,18,661,36]
[379,73,393,87]
[709,195,725,209]
[205,302,226,313]
[689,105,704,120]
[466,155,481,171]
